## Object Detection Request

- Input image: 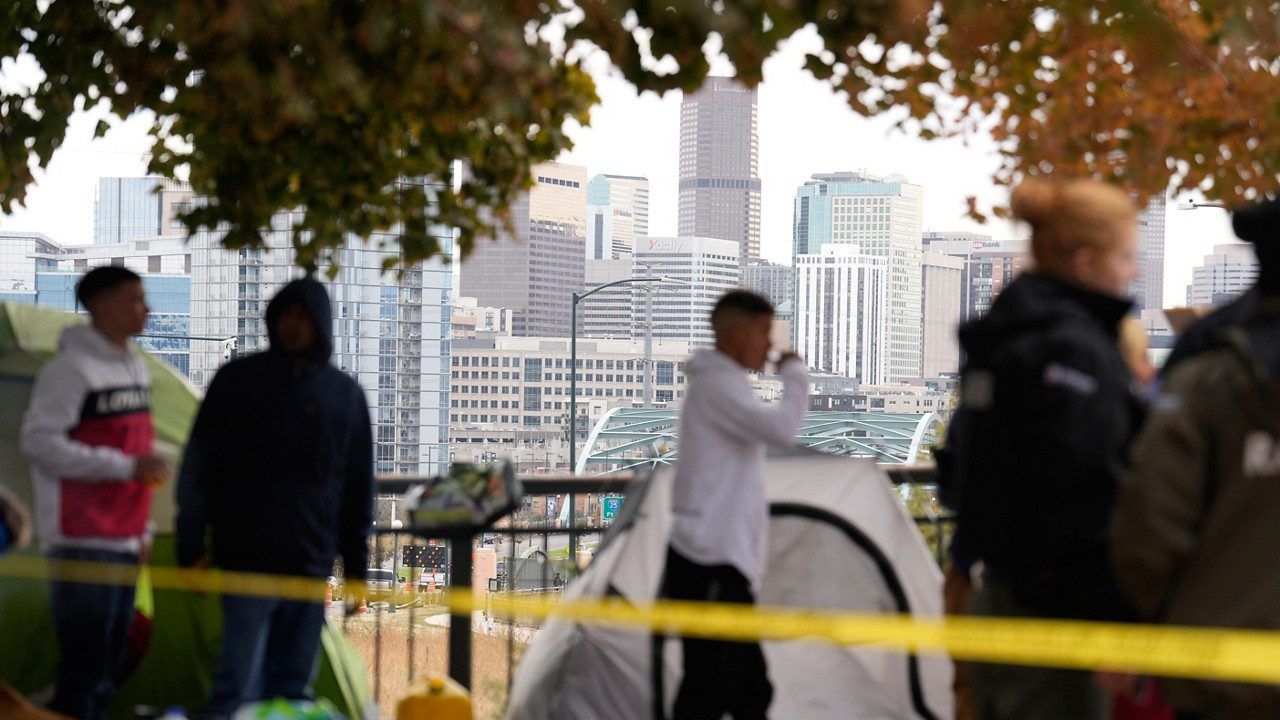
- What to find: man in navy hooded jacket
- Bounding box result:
[176,277,374,717]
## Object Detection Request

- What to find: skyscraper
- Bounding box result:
[631,236,741,347]
[921,252,965,378]
[460,161,587,337]
[678,77,760,265]
[794,244,886,384]
[93,177,193,245]
[1134,196,1168,312]
[586,174,649,261]
[189,194,454,477]
[793,172,924,382]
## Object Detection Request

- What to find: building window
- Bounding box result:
[524,357,542,382]
[656,361,674,385]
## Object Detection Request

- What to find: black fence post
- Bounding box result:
[448,531,473,689]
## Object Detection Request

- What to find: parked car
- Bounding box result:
[366,568,397,592]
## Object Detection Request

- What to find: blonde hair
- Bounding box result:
[1010,178,1137,274]
[1118,316,1156,386]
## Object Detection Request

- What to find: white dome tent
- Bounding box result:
[507,450,953,720]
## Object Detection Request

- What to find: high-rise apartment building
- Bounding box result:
[793,172,923,381]
[631,236,741,347]
[921,252,965,378]
[678,78,760,265]
[586,174,648,261]
[794,245,887,384]
[1187,243,1258,307]
[189,200,453,477]
[94,177,193,245]
[460,162,587,337]
[922,232,1030,320]
[1134,196,1168,312]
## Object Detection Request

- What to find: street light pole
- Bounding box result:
[567,274,685,565]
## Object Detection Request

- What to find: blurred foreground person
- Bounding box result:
[658,289,810,720]
[21,266,170,720]
[940,178,1142,720]
[1113,197,1280,720]
[176,277,373,718]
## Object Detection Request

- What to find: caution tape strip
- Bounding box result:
[4,554,1280,685]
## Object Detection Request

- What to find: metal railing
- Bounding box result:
[349,466,949,718]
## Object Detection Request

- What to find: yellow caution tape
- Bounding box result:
[5,554,1280,685]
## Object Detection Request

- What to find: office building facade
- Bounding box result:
[94,177,193,245]
[631,236,741,347]
[678,78,761,265]
[0,232,61,302]
[460,162,587,337]
[794,172,923,381]
[794,244,887,384]
[922,232,1030,320]
[580,258,634,340]
[742,259,795,310]
[1187,243,1258,307]
[586,174,649,261]
[921,252,965,378]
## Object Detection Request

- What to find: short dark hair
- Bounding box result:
[75,266,142,310]
[711,289,774,329]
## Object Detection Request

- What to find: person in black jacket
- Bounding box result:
[175,276,374,718]
[939,178,1143,720]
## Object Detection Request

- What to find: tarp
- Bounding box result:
[506,451,954,720]
[0,302,372,718]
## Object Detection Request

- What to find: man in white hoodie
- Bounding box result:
[661,289,810,720]
[21,266,170,720]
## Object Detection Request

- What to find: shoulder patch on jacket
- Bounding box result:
[1042,362,1098,396]
[1245,431,1280,477]
[963,370,994,410]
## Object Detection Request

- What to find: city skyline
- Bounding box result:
[0,28,1229,311]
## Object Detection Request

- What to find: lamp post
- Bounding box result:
[568,275,684,564]
[1177,200,1229,211]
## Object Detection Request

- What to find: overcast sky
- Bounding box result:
[0,27,1239,308]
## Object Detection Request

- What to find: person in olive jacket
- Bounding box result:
[1113,197,1280,720]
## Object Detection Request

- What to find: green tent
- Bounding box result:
[0,302,372,718]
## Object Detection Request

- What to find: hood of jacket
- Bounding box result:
[959,272,1133,364]
[57,324,139,361]
[265,276,333,363]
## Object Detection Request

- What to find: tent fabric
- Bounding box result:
[0,303,371,718]
[506,451,954,720]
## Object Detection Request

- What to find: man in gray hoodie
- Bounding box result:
[21,266,170,720]
[659,289,810,720]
